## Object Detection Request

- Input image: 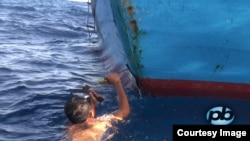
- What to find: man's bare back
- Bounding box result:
[64,73,130,141]
[67,115,116,141]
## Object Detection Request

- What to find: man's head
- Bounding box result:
[64,95,91,124]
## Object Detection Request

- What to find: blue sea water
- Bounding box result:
[1,0,250,141]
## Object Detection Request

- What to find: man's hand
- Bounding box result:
[107,73,121,85]
[82,85,90,93]
[82,85,104,105]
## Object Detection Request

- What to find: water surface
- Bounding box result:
[0,0,250,141]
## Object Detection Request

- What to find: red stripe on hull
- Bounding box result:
[137,78,250,100]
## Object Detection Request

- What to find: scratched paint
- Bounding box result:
[214,64,224,74]
[110,0,144,76]
[93,0,250,97]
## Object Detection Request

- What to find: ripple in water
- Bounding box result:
[0,0,104,140]
[1,1,250,141]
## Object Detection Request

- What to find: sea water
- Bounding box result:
[1,0,250,141]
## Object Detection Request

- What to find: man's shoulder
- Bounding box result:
[67,115,118,141]
[97,113,124,122]
[97,114,115,121]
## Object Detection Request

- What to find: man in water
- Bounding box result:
[64,73,130,141]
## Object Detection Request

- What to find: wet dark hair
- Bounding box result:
[64,95,91,124]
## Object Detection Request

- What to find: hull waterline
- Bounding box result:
[92,0,250,99]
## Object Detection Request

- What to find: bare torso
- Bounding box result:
[67,115,116,141]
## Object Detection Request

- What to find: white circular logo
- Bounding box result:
[206,106,234,125]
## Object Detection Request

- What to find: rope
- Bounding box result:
[86,0,95,40]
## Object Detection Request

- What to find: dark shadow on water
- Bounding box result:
[111,91,250,141]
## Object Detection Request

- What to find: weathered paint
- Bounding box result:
[110,0,144,75]
[93,0,250,99]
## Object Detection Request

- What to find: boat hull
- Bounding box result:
[138,78,250,99]
[92,0,250,99]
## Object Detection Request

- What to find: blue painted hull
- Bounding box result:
[92,0,250,98]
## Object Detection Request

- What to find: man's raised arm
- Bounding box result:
[107,73,130,120]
